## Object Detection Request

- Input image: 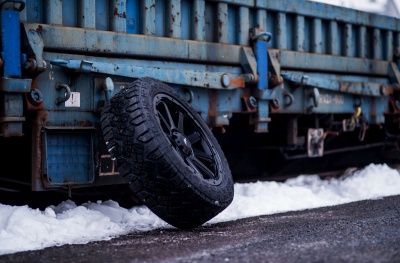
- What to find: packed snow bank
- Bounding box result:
[1,163,399,255]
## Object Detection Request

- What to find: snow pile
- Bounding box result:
[1,163,400,255]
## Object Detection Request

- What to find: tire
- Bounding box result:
[101,77,234,229]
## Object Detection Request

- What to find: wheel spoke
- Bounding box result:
[187,132,201,144]
[188,155,216,179]
[160,101,176,129]
[154,93,222,184]
[200,139,212,155]
[193,148,213,163]
[158,110,172,131]
[177,111,184,134]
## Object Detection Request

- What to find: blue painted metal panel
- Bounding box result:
[11,0,400,190]
[181,0,191,40]
[155,0,164,36]
[62,0,77,27]
[25,0,42,23]
[227,5,237,44]
[44,131,94,186]
[126,0,139,34]
[1,9,21,78]
[95,0,108,31]
[255,40,268,90]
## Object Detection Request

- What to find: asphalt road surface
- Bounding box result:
[1,195,400,263]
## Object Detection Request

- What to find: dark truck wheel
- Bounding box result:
[101,77,234,229]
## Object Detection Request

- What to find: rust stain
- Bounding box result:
[370,97,376,116]
[228,77,245,88]
[195,16,198,24]
[113,8,126,18]
[35,25,45,35]
[208,89,217,117]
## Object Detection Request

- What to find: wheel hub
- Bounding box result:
[172,130,192,156]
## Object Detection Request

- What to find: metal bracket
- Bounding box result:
[283,73,391,97]
[268,49,281,78]
[50,59,245,90]
[240,47,258,84]
[26,29,46,74]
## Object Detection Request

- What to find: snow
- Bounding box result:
[1,163,400,256]
[310,0,400,17]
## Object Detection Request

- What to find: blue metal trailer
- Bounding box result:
[1,0,400,228]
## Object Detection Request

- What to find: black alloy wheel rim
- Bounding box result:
[153,93,223,185]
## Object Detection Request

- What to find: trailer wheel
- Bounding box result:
[101,77,234,229]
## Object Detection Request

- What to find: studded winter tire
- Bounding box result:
[101,77,234,229]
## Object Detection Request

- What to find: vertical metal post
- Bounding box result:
[373,28,381,60]
[295,15,305,52]
[142,0,155,35]
[256,40,268,90]
[328,21,339,55]
[359,26,367,58]
[79,0,96,29]
[46,0,62,25]
[166,0,181,38]
[111,0,127,32]
[256,9,267,31]
[277,12,286,49]
[312,18,322,53]
[254,36,271,132]
[386,31,394,61]
[193,0,205,41]
[217,3,228,43]
[344,23,352,57]
[238,7,249,45]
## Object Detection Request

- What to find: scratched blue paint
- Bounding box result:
[7,0,400,189]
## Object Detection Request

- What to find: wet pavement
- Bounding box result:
[1,195,399,263]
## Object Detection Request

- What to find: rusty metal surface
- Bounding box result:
[6,0,400,190]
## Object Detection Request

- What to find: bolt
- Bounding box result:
[248,96,257,109]
[270,99,280,109]
[380,85,388,95]
[243,74,255,83]
[221,74,230,88]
